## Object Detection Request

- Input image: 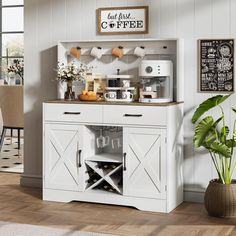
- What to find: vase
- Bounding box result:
[57,81,67,99]
[204,179,236,218]
[8,77,16,85]
[64,81,75,100]
[15,74,23,85]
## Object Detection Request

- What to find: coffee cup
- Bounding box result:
[104,91,117,99]
[70,47,81,59]
[112,46,124,59]
[122,91,133,100]
[122,80,130,88]
[145,86,152,92]
[90,46,103,59]
[134,46,146,58]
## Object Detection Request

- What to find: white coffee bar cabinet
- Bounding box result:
[43,38,184,213]
[43,101,183,213]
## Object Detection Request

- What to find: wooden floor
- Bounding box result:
[0,173,236,236]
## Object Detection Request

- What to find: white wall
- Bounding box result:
[24,0,236,201]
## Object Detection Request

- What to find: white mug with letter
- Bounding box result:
[104,91,117,99]
[90,46,103,59]
[122,80,130,88]
[122,91,133,100]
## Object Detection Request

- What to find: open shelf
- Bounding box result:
[85,153,122,163]
[105,87,135,91]
[83,125,123,195]
[85,160,123,194]
[105,75,134,79]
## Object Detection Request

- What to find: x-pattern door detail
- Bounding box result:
[123,127,166,199]
[44,124,81,191]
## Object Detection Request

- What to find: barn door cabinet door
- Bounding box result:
[123,127,167,199]
[44,124,84,191]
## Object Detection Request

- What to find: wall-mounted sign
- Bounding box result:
[97,6,149,35]
[198,39,235,93]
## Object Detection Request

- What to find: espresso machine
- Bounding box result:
[139,60,173,103]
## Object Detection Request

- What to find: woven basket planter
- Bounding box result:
[204,179,236,218]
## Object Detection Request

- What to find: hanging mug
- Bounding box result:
[96,129,110,148]
[70,47,81,59]
[134,46,146,58]
[112,46,124,59]
[112,138,121,149]
[90,46,103,59]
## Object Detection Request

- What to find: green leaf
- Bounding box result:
[209,141,231,158]
[204,132,217,147]
[226,139,236,148]
[203,117,223,147]
[225,126,236,147]
[220,126,230,142]
[194,116,214,148]
[232,107,236,114]
[192,95,230,124]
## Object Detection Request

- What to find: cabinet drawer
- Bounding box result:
[103,105,167,126]
[44,103,102,123]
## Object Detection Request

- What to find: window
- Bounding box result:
[0,0,24,80]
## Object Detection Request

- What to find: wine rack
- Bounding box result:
[85,161,123,194]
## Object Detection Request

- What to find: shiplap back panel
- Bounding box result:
[24,0,236,201]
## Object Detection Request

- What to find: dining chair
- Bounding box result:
[0,85,24,151]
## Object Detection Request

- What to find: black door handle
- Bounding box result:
[123,153,127,171]
[64,112,81,115]
[78,150,82,167]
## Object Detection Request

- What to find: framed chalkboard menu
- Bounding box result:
[198,39,234,92]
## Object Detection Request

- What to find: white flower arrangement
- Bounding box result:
[56,62,92,82]
[8,59,24,80]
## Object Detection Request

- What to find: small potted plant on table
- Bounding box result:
[192,95,236,217]
[56,62,90,100]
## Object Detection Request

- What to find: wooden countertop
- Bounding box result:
[44,99,184,107]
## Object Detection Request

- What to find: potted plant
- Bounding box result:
[192,94,236,217]
[56,62,90,100]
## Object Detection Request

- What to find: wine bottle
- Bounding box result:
[111,164,117,169]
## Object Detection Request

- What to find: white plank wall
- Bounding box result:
[24,0,236,201]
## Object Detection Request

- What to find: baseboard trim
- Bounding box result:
[184,189,205,203]
[20,174,42,188]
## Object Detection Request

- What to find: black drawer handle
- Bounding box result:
[63,112,81,115]
[124,114,143,117]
